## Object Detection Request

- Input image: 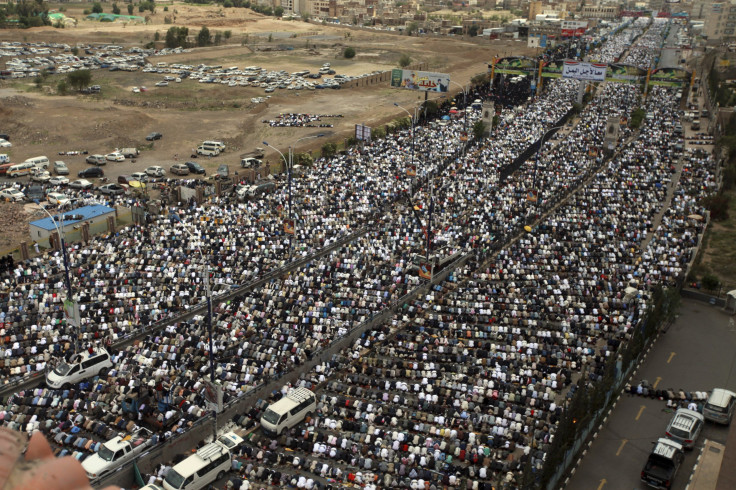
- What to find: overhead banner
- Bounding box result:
[284,218,295,235]
[407,164,417,177]
[493,57,538,76]
[649,67,691,87]
[391,69,450,92]
[562,61,607,81]
[607,63,648,83]
[561,20,588,37]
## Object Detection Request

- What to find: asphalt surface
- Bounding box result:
[565,298,736,490]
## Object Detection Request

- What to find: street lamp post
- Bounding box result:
[177,220,217,440]
[394,102,420,194]
[35,200,78,353]
[264,134,324,259]
[531,125,566,216]
[450,81,468,138]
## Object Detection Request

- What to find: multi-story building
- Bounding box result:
[704,0,736,42]
[580,2,622,19]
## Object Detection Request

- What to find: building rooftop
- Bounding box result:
[30,204,115,232]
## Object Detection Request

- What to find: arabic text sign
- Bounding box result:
[562,61,607,81]
[391,69,450,92]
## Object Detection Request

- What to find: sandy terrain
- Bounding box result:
[0,6,535,205]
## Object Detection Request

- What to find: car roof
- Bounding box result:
[708,389,736,405]
[670,408,703,430]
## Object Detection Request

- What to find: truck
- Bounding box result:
[119,147,139,158]
[81,426,154,480]
[0,154,9,164]
[640,438,684,489]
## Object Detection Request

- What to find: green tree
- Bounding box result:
[223,30,232,39]
[70,46,78,56]
[223,0,233,7]
[399,53,411,68]
[406,21,418,36]
[67,69,92,92]
[112,3,120,14]
[473,120,487,140]
[343,46,356,59]
[197,26,211,46]
[321,142,337,158]
[274,6,284,16]
[165,26,189,48]
[92,2,103,14]
[56,80,68,95]
[154,31,160,42]
[468,24,479,37]
[702,273,721,292]
[214,31,222,45]
[127,3,133,15]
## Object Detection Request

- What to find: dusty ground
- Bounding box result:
[0,5,534,251]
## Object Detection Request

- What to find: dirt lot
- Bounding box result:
[0,5,535,251]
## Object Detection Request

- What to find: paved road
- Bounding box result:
[565,298,736,490]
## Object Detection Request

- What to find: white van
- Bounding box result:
[260,387,316,436]
[196,145,220,157]
[46,347,113,389]
[24,155,50,170]
[7,162,36,177]
[162,432,243,490]
[202,140,226,152]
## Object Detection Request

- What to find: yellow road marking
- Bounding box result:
[667,352,676,364]
[636,405,646,421]
[616,439,628,456]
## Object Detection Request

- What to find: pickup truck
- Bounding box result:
[641,438,684,489]
[82,427,154,480]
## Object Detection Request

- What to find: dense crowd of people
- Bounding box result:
[264,114,343,128]
[0,17,718,489]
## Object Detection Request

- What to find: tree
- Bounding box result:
[274,6,284,17]
[92,2,102,14]
[70,47,78,56]
[473,120,487,140]
[702,273,721,291]
[214,31,222,45]
[56,80,68,95]
[67,70,92,92]
[154,31,160,42]
[223,0,233,7]
[112,3,120,14]
[197,26,211,46]
[127,3,133,15]
[165,26,188,48]
[406,21,418,36]
[399,53,411,68]
[321,142,337,158]
[343,46,356,59]
[468,24,479,37]
[223,30,232,39]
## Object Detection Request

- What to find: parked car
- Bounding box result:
[640,438,684,489]
[130,172,148,183]
[48,176,69,186]
[184,161,206,175]
[78,167,104,178]
[105,152,125,162]
[170,163,190,176]
[145,132,163,141]
[47,192,71,206]
[145,165,165,177]
[118,175,133,185]
[665,408,704,449]
[30,170,51,183]
[86,154,107,166]
[703,389,736,425]
[0,139,11,148]
[68,179,94,190]
[155,80,169,87]
[0,188,24,202]
[99,183,126,195]
[53,161,70,175]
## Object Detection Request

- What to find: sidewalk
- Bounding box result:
[688,440,724,490]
